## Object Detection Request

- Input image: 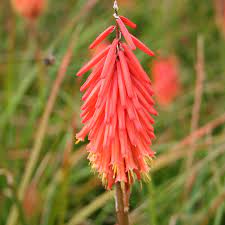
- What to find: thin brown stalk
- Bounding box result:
[0,170,27,225]
[74,177,101,199]
[70,146,87,166]
[187,35,205,167]
[200,190,225,225]
[6,33,77,225]
[52,0,99,48]
[185,35,205,195]
[67,191,114,225]
[7,149,30,160]
[213,0,225,38]
[153,113,225,171]
[130,146,225,224]
[62,112,77,168]
[153,142,206,172]
[123,183,131,215]
[173,112,225,152]
[32,153,51,184]
[57,112,79,225]
[115,183,129,225]
[114,2,129,223]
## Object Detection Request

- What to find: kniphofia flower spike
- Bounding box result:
[76,2,157,189]
[11,0,45,21]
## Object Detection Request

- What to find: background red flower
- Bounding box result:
[152,56,181,107]
[11,0,45,20]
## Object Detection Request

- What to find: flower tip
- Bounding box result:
[75,139,81,144]
[119,15,137,29]
[76,70,82,76]
[89,25,115,50]
[150,51,155,57]
[150,133,156,139]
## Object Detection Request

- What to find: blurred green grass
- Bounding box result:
[0,0,225,225]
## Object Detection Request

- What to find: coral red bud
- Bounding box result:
[76,45,110,76]
[89,25,115,49]
[120,16,137,29]
[117,61,127,107]
[116,18,136,50]
[80,60,103,92]
[131,34,155,56]
[100,39,119,79]
[110,75,118,117]
[122,43,151,83]
[118,51,134,98]
[98,53,117,103]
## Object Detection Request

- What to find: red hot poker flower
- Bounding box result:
[76,11,157,189]
[11,0,45,21]
[152,56,181,107]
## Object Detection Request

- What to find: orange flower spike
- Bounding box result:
[76,1,157,189]
[89,25,116,49]
[120,16,137,29]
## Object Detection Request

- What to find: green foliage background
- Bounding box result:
[0,0,225,225]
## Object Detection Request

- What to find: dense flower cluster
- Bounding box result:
[11,0,45,20]
[152,57,181,106]
[76,13,157,189]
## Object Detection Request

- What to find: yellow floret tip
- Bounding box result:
[75,139,81,144]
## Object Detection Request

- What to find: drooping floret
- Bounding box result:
[76,12,157,189]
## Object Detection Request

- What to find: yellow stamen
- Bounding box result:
[113,164,118,178]
[141,172,151,182]
[75,139,81,144]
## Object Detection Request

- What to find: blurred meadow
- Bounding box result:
[0,0,225,225]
